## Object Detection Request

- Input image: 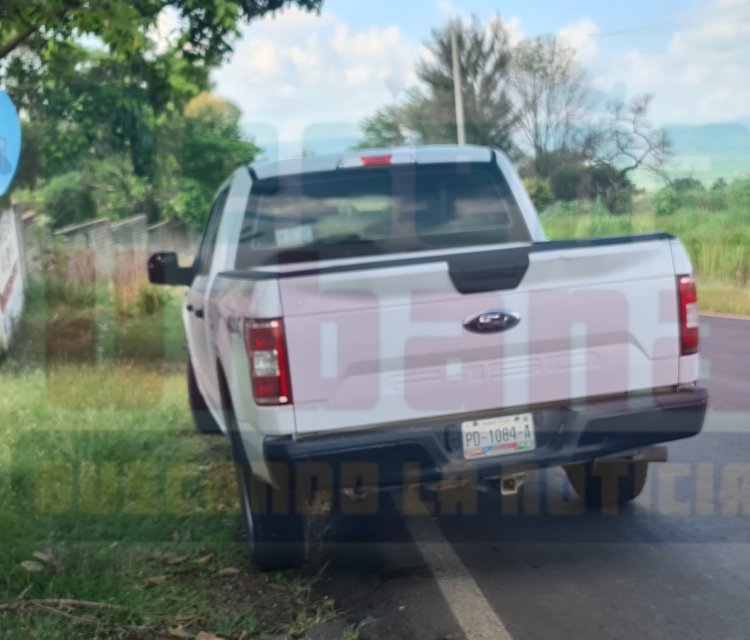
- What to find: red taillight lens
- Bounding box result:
[678,275,699,355]
[244,319,292,405]
[360,154,393,167]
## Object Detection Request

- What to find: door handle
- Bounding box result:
[186,304,205,319]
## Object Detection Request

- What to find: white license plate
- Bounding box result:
[461,413,536,460]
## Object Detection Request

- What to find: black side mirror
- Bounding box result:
[147,252,194,286]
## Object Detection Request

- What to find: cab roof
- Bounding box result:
[249,144,495,180]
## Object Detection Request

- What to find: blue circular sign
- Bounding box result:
[0,91,22,196]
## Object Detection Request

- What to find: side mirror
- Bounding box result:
[147,252,194,286]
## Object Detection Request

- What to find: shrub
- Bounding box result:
[671,177,704,193]
[655,186,681,216]
[136,285,172,316]
[727,178,750,210]
[549,164,583,201]
[42,172,97,229]
[523,177,554,211]
[655,181,732,215]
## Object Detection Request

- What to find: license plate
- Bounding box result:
[461,413,536,460]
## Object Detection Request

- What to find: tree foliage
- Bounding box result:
[163,92,259,227]
[0,0,323,66]
[509,36,590,177]
[3,2,263,229]
[355,106,408,149]
[359,17,518,153]
[0,1,317,228]
[581,95,669,212]
[357,16,670,214]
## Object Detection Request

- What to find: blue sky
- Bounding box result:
[209,0,750,158]
[325,0,691,55]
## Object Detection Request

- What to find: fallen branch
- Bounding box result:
[0,598,130,613]
[0,594,181,639]
[34,603,156,635]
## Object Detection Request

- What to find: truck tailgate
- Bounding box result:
[279,235,681,434]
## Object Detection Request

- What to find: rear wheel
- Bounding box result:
[235,459,308,571]
[187,357,222,435]
[565,460,649,510]
[225,403,308,571]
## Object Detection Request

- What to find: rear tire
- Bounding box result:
[235,460,308,571]
[565,460,649,510]
[187,357,222,435]
[224,398,308,571]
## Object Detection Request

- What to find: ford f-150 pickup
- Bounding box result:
[148,145,708,570]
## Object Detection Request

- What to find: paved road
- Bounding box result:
[316,316,750,640]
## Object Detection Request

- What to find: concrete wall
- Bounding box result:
[147,219,199,264]
[0,207,26,351]
[19,209,45,281]
[54,217,115,284]
[111,215,148,252]
[15,213,200,287]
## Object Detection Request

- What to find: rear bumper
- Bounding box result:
[263,388,708,489]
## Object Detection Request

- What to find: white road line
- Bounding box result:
[700,312,750,322]
[405,514,514,640]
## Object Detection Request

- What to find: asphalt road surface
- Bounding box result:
[316,315,750,640]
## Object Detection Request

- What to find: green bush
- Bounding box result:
[523,177,554,211]
[655,183,731,215]
[727,178,750,210]
[136,285,172,316]
[655,186,681,215]
[42,172,97,229]
[549,164,584,201]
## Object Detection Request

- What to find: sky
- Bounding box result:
[207,0,750,158]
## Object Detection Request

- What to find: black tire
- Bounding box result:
[224,403,308,571]
[235,460,308,572]
[187,357,222,435]
[565,460,649,510]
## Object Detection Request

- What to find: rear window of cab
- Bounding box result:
[235,161,531,268]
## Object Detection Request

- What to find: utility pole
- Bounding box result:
[451,25,466,146]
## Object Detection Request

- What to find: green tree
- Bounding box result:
[163,92,259,228]
[358,17,518,153]
[5,39,209,181]
[671,177,704,192]
[0,0,323,66]
[582,95,670,213]
[523,177,554,211]
[356,106,409,149]
[509,36,591,177]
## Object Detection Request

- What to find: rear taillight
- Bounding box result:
[678,275,699,355]
[244,319,292,405]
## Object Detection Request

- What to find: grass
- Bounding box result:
[541,198,750,316]
[0,287,343,639]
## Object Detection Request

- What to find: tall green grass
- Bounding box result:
[0,288,336,639]
[541,197,750,315]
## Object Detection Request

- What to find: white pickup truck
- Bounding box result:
[148,145,707,570]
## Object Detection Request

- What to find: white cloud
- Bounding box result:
[212,7,420,157]
[597,0,750,124]
[435,0,471,22]
[558,18,600,62]
[148,7,183,53]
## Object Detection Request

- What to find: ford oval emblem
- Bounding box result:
[463,311,521,334]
